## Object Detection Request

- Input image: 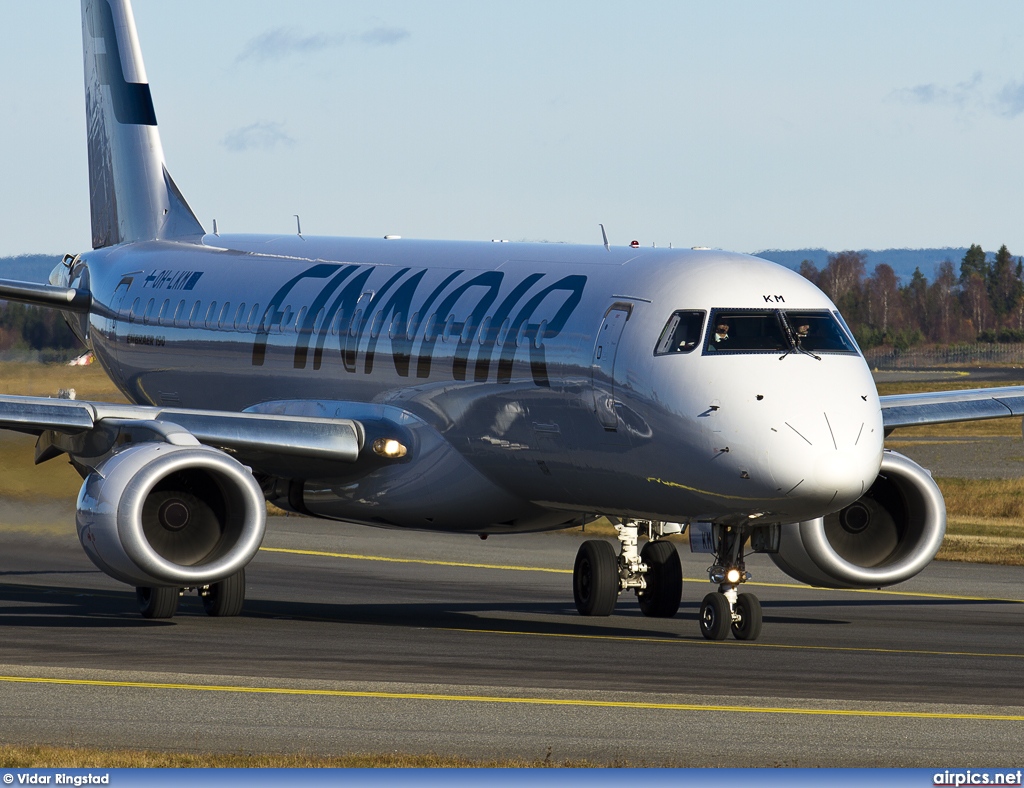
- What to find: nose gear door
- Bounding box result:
[591,303,632,430]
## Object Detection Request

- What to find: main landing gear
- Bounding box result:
[571,520,764,641]
[136,568,247,619]
[573,521,682,619]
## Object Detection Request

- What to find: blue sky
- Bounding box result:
[3,1,1024,258]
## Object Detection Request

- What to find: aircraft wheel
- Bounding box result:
[136,586,179,619]
[573,540,619,616]
[637,540,682,618]
[699,592,731,640]
[202,568,246,617]
[731,592,762,641]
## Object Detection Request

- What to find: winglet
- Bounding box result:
[82,0,204,248]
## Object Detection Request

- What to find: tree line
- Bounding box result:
[798,244,1024,349]
[0,302,79,354]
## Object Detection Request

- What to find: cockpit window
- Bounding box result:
[784,311,858,354]
[654,310,705,355]
[704,311,788,353]
[702,308,861,356]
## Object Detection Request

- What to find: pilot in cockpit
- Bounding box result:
[795,322,811,344]
[711,320,730,348]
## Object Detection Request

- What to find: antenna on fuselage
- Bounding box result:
[212,219,219,236]
[599,224,609,251]
[294,214,303,239]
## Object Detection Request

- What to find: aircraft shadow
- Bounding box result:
[0,581,1008,635]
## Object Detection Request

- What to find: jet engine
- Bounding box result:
[76,442,266,587]
[769,451,946,589]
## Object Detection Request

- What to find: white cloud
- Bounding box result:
[222,121,295,152]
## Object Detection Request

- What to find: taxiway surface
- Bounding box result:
[0,514,1021,766]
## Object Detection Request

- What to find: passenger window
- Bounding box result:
[173,300,186,326]
[143,298,156,325]
[189,301,202,327]
[705,311,788,353]
[204,301,218,328]
[218,302,231,328]
[296,306,308,333]
[158,299,171,323]
[233,302,246,330]
[654,311,705,355]
[784,311,858,354]
[128,298,140,322]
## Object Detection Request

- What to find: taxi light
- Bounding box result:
[372,438,407,459]
[726,568,742,585]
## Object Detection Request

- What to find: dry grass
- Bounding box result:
[0,361,127,401]
[0,744,606,768]
[878,377,1024,438]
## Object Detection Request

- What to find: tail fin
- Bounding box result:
[82,0,204,248]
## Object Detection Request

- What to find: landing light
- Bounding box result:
[726,568,742,585]
[372,438,408,459]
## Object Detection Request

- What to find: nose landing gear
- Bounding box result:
[699,524,762,641]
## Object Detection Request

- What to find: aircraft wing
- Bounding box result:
[880,385,1024,429]
[0,394,363,472]
[0,278,92,312]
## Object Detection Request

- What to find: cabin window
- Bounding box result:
[246,303,260,331]
[128,298,140,322]
[280,305,294,332]
[189,301,202,327]
[202,301,217,329]
[534,320,548,349]
[173,300,186,326]
[260,306,274,331]
[233,302,246,330]
[158,299,171,323]
[442,315,456,343]
[295,306,308,333]
[478,316,491,345]
[217,302,231,328]
[460,317,476,344]
[370,310,385,339]
[389,313,406,340]
[498,318,511,346]
[654,310,705,355]
[143,298,156,325]
[424,313,440,341]
[314,308,325,332]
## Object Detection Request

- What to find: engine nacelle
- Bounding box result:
[76,442,267,587]
[769,451,946,589]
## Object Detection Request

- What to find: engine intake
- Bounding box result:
[769,450,946,588]
[76,442,266,587]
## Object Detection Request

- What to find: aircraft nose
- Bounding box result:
[766,407,883,518]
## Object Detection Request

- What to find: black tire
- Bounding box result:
[136,586,179,619]
[573,540,619,616]
[637,540,682,618]
[201,568,246,617]
[699,592,731,640]
[731,592,762,641]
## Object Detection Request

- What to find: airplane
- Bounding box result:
[1,0,1022,641]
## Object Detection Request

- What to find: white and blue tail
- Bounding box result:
[82,0,204,249]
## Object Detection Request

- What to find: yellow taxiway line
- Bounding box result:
[0,674,1020,721]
